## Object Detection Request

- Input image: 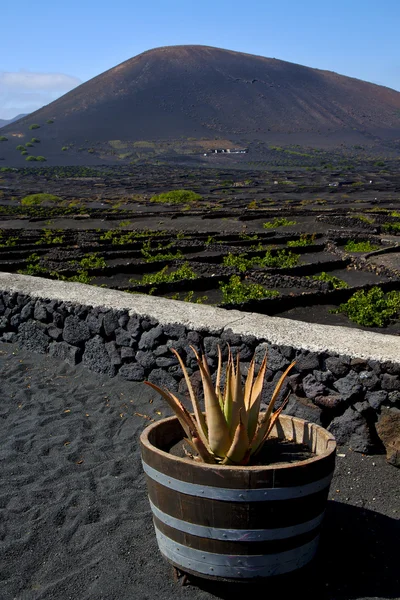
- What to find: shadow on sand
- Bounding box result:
[177,501,399,600]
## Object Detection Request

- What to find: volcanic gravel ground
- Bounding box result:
[0,343,399,600]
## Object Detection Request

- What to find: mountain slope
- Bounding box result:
[1,45,400,164]
[0,114,28,128]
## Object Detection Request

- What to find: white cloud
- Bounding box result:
[0,70,82,120]
[0,71,81,91]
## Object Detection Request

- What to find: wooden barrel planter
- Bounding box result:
[140,414,336,581]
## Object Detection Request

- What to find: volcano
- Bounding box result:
[2,45,400,164]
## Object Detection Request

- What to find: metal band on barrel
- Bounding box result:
[142,461,333,501]
[155,529,319,577]
[150,500,324,540]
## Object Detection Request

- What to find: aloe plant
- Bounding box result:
[145,347,295,465]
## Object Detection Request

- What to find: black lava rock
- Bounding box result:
[156,356,178,368]
[382,362,400,376]
[221,329,242,346]
[325,356,350,377]
[63,315,91,345]
[33,300,49,323]
[53,312,64,328]
[86,313,104,335]
[83,335,113,376]
[186,330,202,346]
[302,374,326,399]
[313,369,333,385]
[147,368,178,392]
[0,316,9,333]
[381,374,400,391]
[163,323,186,339]
[135,350,157,370]
[1,331,17,343]
[49,341,82,366]
[333,371,362,401]
[105,341,122,366]
[115,327,133,347]
[120,347,135,360]
[328,407,374,453]
[388,391,400,407]
[127,316,141,338]
[283,395,322,425]
[366,390,388,411]
[20,302,34,322]
[47,325,63,341]
[154,344,169,357]
[295,351,320,372]
[203,336,220,358]
[118,311,130,328]
[18,320,49,354]
[230,344,254,362]
[314,395,343,410]
[10,314,21,328]
[119,363,145,381]
[103,311,119,337]
[266,346,290,371]
[139,325,163,350]
[358,370,379,390]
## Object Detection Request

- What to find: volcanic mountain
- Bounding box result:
[0,114,28,129]
[2,45,400,163]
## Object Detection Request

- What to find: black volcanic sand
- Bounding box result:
[1,342,399,600]
[3,164,400,336]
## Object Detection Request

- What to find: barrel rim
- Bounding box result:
[140,414,336,472]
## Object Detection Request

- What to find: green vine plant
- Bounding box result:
[18,253,47,275]
[223,250,299,272]
[219,275,279,304]
[141,239,183,262]
[263,217,296,229]
[351,214,375,224]
[0,231,19,247]
[258,249,300,268]
[344,240,380,252]
[100,229,166,244]
[21,193,61,206]
[331,287,400,327]
[58,271,93,284]
[382,222,400,234]
[205,235,216,246]
[53,253,107,285]
[35,229,65,245]
[78,253,107,270]
[223,253,253,272]
[239,232,259,241]
[150,189,202,204]
[250,242,267,252]
[136,262,197,285]
[169,291,208,303]
[312,272,348,289]
[182,290,208,303]
[287,234,316,247]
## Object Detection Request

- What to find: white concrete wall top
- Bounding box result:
[1,272,399,364]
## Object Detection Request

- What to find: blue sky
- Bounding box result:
[1,0,399,119]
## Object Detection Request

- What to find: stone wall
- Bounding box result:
[0,273,399,462]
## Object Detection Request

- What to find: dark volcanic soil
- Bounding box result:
[1,342,399,600]
[1,163,400,334]
[168,437,315,464]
